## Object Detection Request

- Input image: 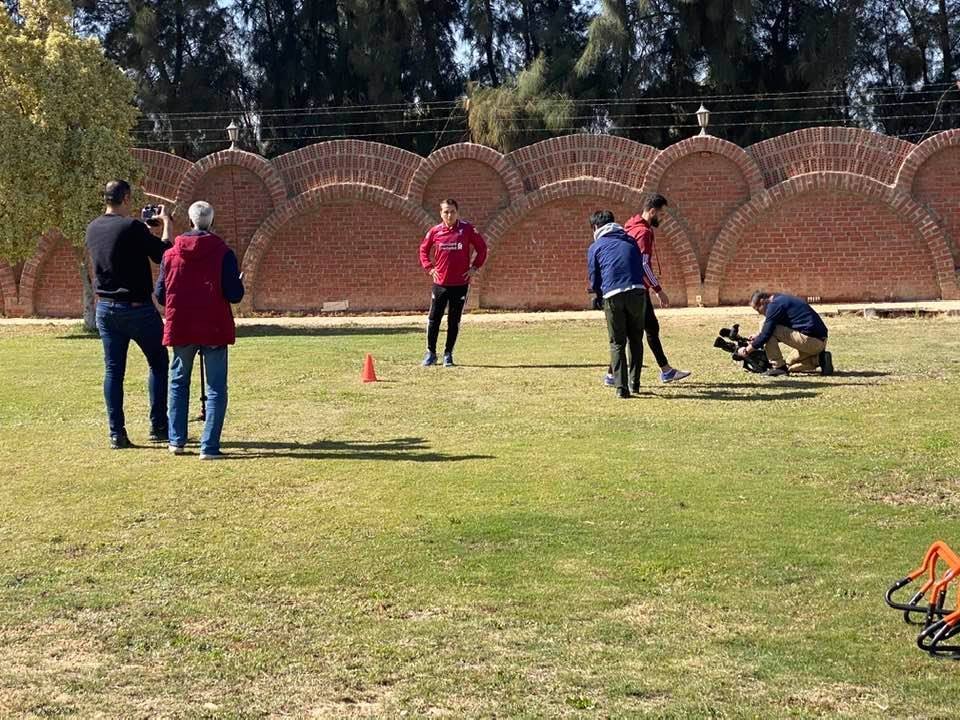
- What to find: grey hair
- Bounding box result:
[188,201,215,230]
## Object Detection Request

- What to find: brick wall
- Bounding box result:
[421,159,510,232]
[33,239,83,317]
[190,166,274,261]
[657,152,751,272]
[911,145,960,268]
[9,130,960,317]
[719,190,940,304]
[254,201,427,312]
[481,196,687,309]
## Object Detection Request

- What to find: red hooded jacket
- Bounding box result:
[161,231,236,347]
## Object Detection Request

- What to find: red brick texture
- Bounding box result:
[186,165,276,261]
[253,200,428,312]
[482,193,689,309]
[421,159,511,232]
[8,131,960,317]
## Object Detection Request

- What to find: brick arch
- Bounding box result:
[642,135,765,198]
[482,178,701,308]
[132,149,196,204]
[506,135,658,192]
[0,261,14,316]
[894,128,960,192]
[174,152,283,262]
[703,172,959,305]
[899,129,960,268]
[240,184,434,313]
[175,149,287,212]
[272,140,422,198]
[748,127,914,188]
[19,231,85,317]
[407,143,523,205]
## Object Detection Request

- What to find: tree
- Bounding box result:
[466,55,574,151]
[73,0,251,159]
[0,0,142,328]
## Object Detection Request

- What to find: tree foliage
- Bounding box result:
[50,0,960,156]
[0,0,142,264]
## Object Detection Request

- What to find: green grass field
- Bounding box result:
[2,312,959,718]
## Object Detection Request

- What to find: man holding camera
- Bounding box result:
[588,210,647,398]
[737,290,833,376]
[85,180,172,449]
[418,198,487,367]
[155,201,244,460]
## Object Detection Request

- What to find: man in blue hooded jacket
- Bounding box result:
[587,210,647,398]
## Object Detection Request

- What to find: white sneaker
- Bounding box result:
[660,368,691,383]
[168,445,185,455]
[199,452,226,461]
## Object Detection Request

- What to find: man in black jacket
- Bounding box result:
[85,180,172,448]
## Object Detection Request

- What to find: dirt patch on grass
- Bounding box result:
[853,470,960,514]
[782,682,891,716]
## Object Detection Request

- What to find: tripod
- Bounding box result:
[196,349,208,421]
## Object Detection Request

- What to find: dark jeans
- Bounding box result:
[607,291,669,373]
[604,289,647,390]
[95,301,168,439]
[640,295,669,369]
[426,283,468,354]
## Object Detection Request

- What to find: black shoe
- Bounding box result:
[110,432,133,449]
[616,388,631,399]
[630,385,640,394]
[763,366,789,377]
[148,427,168,443]
[819,350,834,376]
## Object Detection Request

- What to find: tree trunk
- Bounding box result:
[483,0,499,86]
[936,0,954,79]
[79,257,97,333]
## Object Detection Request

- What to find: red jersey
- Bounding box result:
[624,214,661,291]
[418,220,488,287]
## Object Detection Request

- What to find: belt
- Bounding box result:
[97,296,148,307]
[603,284,645,300]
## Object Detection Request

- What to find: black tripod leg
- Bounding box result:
[198,348,207,421]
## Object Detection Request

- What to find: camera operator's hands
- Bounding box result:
[157,204,172,242]
[655,289,670,308]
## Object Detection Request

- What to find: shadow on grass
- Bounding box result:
[665,389,820,402]
[220,436,493,462]
[236,324,422,338]
[460,363,603,369]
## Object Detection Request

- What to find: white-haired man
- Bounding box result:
[155,201,244,459]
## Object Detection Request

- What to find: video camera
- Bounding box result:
[141,204,162,227]
[713,323,770,373]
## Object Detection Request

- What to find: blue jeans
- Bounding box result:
[95,301,168,439]
[168,345,229,455]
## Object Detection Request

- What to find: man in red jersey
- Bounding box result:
[612,193,691,385]
[418,199,488,367]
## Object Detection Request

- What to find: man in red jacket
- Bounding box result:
[155,201,244,459]
[418,198,488,367]
[603,193,691,386]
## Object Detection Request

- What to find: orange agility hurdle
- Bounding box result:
[885,540,960,627]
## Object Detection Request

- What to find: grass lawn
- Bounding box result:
[1,311,959,718]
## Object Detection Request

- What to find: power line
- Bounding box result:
[136,85,958,120]
[132,113,952,148]
[131,98,958,136]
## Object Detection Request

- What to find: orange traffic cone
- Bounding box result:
[361,354,378,383]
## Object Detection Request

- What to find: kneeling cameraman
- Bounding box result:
[737,290,833,376]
